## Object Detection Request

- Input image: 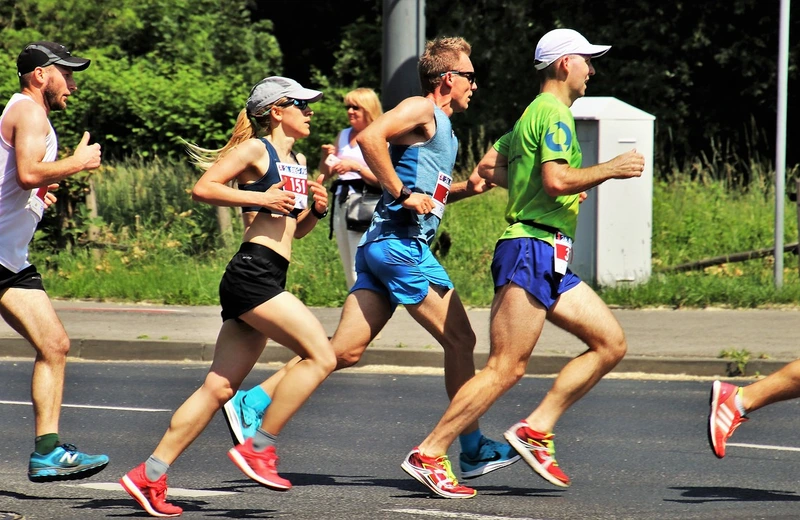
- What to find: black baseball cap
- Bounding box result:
[17,41,91,77]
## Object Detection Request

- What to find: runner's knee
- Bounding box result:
[336,345,365,369]
[595,331,627,364]
[440,327,476,356]
[310,344,337,374]
[202,374,236,405]
[35,333,70,361]
[484,357,526,390]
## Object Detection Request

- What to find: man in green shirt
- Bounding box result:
[403,28,646,498]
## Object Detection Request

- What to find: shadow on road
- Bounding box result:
[667,486,800,503]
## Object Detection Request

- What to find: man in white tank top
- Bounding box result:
[0,41,108,482]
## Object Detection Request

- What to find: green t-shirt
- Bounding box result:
[493,92,582,244]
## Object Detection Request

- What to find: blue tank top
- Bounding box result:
[360,104,458,245]
[238,138,301,218]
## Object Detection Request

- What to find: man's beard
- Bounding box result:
[44,82,66,111]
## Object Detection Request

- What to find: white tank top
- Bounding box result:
[335,127,368,182]
[0,93,59,273]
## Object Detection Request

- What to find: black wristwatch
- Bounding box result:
[310,204,328,219]
[394,185,412,204]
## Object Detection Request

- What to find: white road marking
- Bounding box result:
[727,442,800,453]
[0,400,170,412]
[59,307,188,314]
[384,509,545,520]
[66,482,236,497]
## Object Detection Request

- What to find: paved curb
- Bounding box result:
[0,338,785,378]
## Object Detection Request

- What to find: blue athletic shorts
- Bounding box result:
[491,237,581,310]
[351,238,453,311]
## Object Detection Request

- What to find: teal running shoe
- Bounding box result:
[223,390,266,445]
[28,443,109,482]
[459,436,520,480]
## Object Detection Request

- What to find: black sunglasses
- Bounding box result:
[279,98,310,110]
[345,104,361,110]
[440,70,476,85]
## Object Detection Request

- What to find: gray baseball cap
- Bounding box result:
[246,76,323,117]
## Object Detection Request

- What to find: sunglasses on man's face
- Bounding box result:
[440,70,476,85]
[280,98,310,111]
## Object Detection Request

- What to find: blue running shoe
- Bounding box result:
[459,436,520,480]
[223,390,266,445]
[28,443,109,483]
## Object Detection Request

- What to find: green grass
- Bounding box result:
[34,240,224,305]
[28,160,800,308]
[599,175,800,308]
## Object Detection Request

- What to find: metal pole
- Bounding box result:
[774,0,790,288]
[382,0,425,111]
[797,179,800,276]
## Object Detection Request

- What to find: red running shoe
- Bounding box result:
[708,380,748,458]
[120,463,183,518]
[228,438,291,490]
[504,420,570,487]
[401,447,476,499]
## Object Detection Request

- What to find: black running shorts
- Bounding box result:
[0,264,45,292]
[219,242,288,322]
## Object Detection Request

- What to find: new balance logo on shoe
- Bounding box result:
[60,452,79,465]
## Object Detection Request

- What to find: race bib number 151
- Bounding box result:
[277,162,308,210]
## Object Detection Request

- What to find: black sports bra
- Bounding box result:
[238,138,303,218]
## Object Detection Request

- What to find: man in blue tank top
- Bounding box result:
[221,36,519,498]
[343,36,518,498]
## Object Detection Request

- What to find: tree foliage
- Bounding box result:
[425,0,800,172]
[1,0,796,173]
[0,0,283,158]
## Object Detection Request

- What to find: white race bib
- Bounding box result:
[277,163,308,210]
[554,232,573,276]
[430,171,452,219]
[25,187,48,222]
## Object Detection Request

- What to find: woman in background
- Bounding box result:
[319,87,383,289]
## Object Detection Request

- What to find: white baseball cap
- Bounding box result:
[534,29,611,71]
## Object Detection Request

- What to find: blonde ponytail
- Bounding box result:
[184,109,270,171]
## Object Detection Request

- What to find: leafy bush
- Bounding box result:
[0,0,283,159]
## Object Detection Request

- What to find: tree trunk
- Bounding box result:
[217,206,234,248]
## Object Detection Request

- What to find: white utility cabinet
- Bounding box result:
[569,97,655,287]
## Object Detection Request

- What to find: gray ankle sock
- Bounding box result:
[252,428,277,452]
[145,455,169,482]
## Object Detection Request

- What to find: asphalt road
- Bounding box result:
[2,361,800,520]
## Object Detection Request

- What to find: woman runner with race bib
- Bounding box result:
[120,76,336,518]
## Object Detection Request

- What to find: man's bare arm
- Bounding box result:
[541,149,645,196]
[476,147,508,189]
[357,97,434,199]
[11,102,100,189]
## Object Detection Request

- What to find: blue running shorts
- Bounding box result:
[491,237,581,310]
[351,238,453,310]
